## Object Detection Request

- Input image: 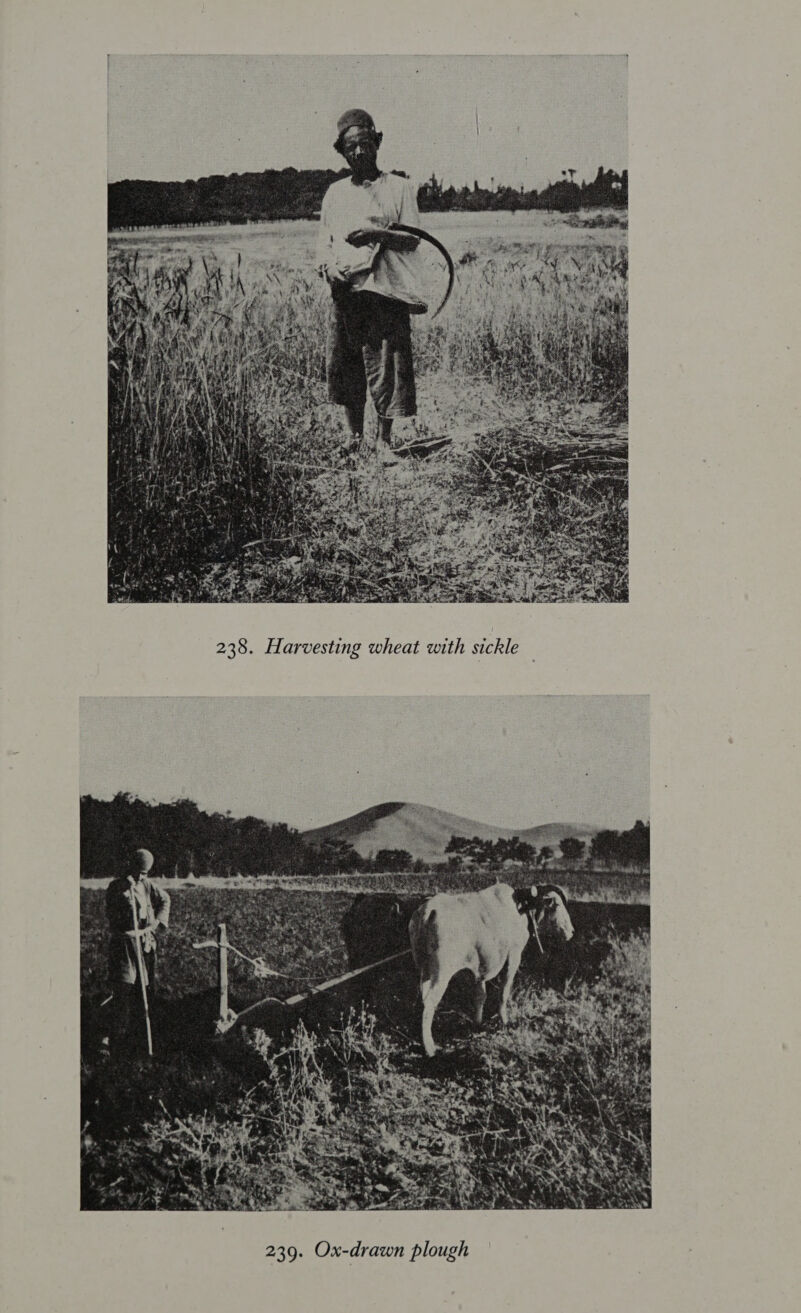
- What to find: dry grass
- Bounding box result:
[81,932,649,1210]
[108,240,627,601]
[81,883,648,1210]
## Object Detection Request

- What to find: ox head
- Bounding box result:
[514,885,575,952]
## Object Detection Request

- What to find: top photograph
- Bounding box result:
[108,55,628,603]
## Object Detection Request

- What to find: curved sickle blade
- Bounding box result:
[390,222,455,319]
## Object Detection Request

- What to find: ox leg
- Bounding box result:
[419,975,448,1057]
[499,948,523,1026]
[473,975,487,1024]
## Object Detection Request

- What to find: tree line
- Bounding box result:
[108,164,627,230]
[80,793,428,878]
[81,794,648,878]
[443,820,648,872]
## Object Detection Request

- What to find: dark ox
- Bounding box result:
[341,892,420,969]
[408,883,574,1057]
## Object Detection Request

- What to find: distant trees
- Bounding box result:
[590,821,649,871]
[445,834,537,866]
[559,836,585,862]
[108,167,349,229]
[81,793,649,879]
[109,163,627,230]
[306,838,364,875]
[374,849,414,872]
[79,793,427,879]
[444,824,648,873]
[80,792,309,878]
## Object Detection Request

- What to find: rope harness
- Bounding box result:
[191,936,355,986]
[512,889,545,956]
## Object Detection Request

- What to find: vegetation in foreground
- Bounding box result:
[81,886,649,1210]
[108,241,627,602]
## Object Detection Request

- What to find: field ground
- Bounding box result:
[81,866,650,901]
[81,879,650,1210]
[109,211,627,602]
[109,209,628,273]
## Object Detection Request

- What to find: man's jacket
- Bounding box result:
[106,874,170,985]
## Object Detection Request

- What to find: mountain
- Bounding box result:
[301,801,598,863]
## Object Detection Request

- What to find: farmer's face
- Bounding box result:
[341,127,380,175]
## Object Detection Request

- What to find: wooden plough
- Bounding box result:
[193,923,410,1036]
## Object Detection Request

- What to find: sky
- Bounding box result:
[80,697,649,833]
[108,55,627,193]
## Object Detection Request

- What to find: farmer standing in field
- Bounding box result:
[317,109,425,463]
[100,848,170,1057]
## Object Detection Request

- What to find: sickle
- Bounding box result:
[389,222,455,319]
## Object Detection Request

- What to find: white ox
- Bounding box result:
[408,883,574,1057]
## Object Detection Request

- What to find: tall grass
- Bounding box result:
[108,255,323,597]
[108,246,627,601]
[415,248,627,398]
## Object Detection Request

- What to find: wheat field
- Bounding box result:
[108,214,628,602]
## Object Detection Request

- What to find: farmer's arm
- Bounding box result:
[315,190,333,273]
[347,177,422,251]
[105,879,133,932]
[148,880,170,930]
[316,192,349,283]
[347,226,419,252]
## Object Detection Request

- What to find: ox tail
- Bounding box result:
[408,902,445,1057]
[409,901,440,973]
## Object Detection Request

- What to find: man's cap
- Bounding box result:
[132,848,154,873]
[335,108,376,147]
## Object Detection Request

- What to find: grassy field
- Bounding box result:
[108,212,627,602]
[221,866,650,902]
[81,879,650,1209]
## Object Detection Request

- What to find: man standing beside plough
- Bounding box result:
[317,109,425,463]
[100,847,170,1058]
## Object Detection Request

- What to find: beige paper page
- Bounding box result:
[2,3,798,1312]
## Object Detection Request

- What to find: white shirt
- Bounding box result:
[316,172,427,310]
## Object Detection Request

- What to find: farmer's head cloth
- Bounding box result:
[335,108,376,150]
[132,848,154,874]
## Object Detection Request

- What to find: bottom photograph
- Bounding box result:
[80,695,650,1211]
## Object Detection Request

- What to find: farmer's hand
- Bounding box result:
[324,263,350,286]
[348,226,418,253]
[346,226,386,248]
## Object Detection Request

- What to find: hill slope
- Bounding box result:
[302,801,597,863]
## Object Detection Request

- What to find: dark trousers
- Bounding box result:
[106,950,156,1054]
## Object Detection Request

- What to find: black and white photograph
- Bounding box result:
[108,55,628,603]
[80,696,650,1211]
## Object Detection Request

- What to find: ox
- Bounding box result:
[408,883,574,1057]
